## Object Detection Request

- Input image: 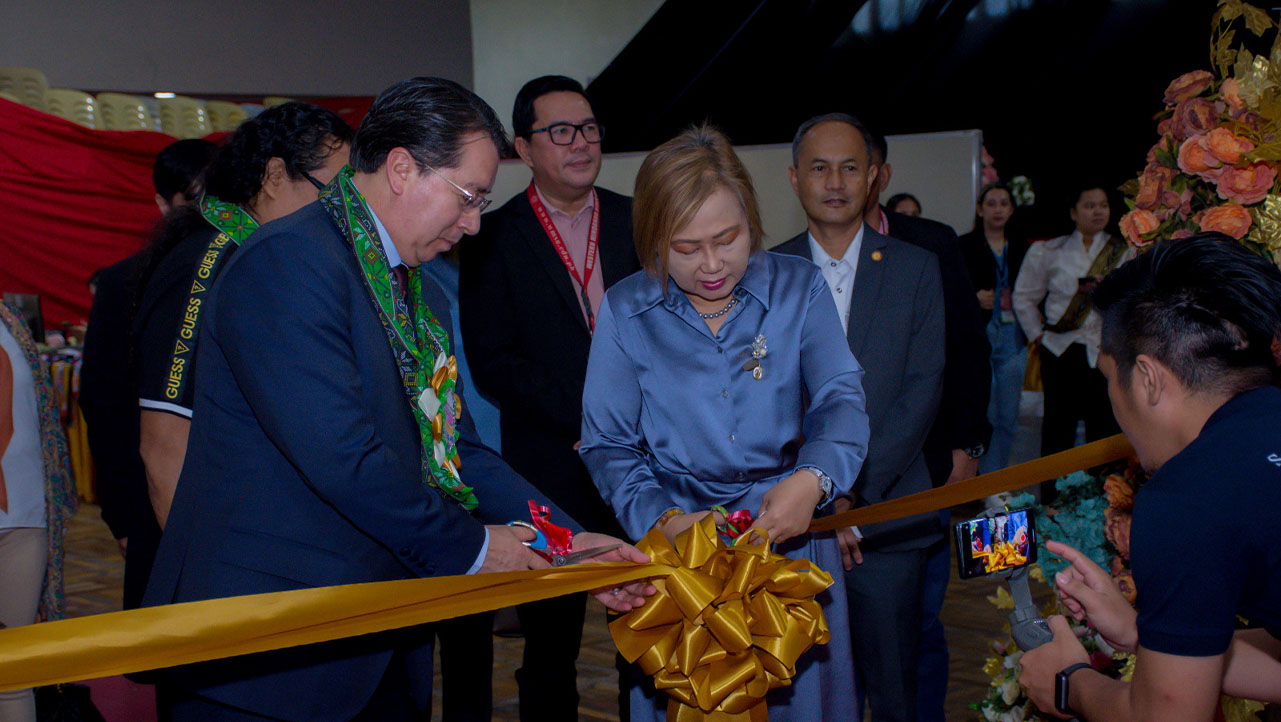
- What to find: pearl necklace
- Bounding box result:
[697,296,738,319]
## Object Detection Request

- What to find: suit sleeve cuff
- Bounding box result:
[465,527,490,575]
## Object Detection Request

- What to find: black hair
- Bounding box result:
[512,75,590,139]
[1068,181,1110,208]
[153,138,218,202]
[130,101,353,349]
[1094,233,1281,395]
[887,192,921,213]
[791,112,880,167]
[202,101,353,204]
[972,182,1015,233]
[349,76,510,174]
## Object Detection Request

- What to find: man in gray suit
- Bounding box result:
[773,113,945,722]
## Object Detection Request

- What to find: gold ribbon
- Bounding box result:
[0,434,1133,694]
[611,516,831,722]
[808,433,1133,532]
[0,563,660,693]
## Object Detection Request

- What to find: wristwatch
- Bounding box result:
[1054,661,1092,716]
[963,443,986,459]
[798,466,834,507]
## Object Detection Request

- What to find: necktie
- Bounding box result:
[391,265,409,304]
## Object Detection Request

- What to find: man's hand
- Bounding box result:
[1018,615,1091,718]
[117,537,128,558]
[836,527,863,570]
[1048,540,1138,653]
[748,470,824,544]
[946,449,979,485]
[977,288,996,311]
[831,497,864,570]
[479,524,551,573]
[574,531,658,612]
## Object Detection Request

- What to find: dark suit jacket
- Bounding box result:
[958,229,1028,328]
[143,202,579,722]
[459,187,638,537]
[774,227,945,550]
[884,209,993,484]
[78,252,160,610]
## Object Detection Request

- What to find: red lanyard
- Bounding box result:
[876,206,889,235]
[527,181,600,331]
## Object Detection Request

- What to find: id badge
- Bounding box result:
[1000,309,1016,324]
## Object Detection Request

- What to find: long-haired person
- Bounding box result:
[580,125,868,721]
[134,102,354,528]
[960,183,1027,477]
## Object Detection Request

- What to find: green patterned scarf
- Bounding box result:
[200,194,259,243]
[318,167,476,510]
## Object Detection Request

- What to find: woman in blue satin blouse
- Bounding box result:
[579,126,870,722]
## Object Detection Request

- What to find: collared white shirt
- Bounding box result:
[367,204,490,575]
[1012,230,1135,367]
[805,226,865,540]
[807,225,864,334]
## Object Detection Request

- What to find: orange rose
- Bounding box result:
[1119,209,1161,247]
[1135,163,1176,210]
[1103,474,1135,510]
[1221,77,1245,112]
[1172,98,1218,140]
[1170,228,1194,239]
[1178,134,1224,179]
[1205,127,1254,165]
[1164,69,1215,105]
[1159,188,1193,220]
[1216,161,1277,205]
[1104,508,1132,560]
[1198,203,1253,239]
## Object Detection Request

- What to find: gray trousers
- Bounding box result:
[845,546,930,722]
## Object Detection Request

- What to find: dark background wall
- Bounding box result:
[588,0,1218,237]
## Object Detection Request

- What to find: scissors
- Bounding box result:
[508,521,622,566]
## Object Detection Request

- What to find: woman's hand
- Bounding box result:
[658,509,724,546]
[976,288,996,310]
[747,470,824,545]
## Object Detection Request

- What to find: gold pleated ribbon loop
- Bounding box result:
[610,517,832,721]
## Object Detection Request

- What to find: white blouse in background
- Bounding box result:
[0,322,47,529]
[1012,230,1135,368]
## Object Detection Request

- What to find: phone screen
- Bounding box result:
[954,508,1036,579]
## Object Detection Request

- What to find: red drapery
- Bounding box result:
[0,98,173,328]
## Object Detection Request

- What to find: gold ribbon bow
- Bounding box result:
[610,517,832,721]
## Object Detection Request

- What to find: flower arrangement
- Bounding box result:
[974,464,1266,721]
[1119,0,1281,269]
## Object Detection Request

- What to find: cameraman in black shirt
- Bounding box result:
[1019,233,1281,720]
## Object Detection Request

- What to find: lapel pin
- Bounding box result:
[871,250,883,262]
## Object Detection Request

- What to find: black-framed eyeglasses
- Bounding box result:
[529,121,604,146]
[301,171,326,191]
[423,164,493,212]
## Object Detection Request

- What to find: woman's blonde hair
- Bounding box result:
[632,124,764,286]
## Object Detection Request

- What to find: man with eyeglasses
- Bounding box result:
[460,75,640,722]
[142,77,651,721]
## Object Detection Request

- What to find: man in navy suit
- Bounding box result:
[144,77,649,722]
[773,113,945,722]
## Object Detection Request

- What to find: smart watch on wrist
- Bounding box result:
[1054,661,1092,716]
[963,443,986,459]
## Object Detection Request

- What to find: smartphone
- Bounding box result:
[954,508,1036,579]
